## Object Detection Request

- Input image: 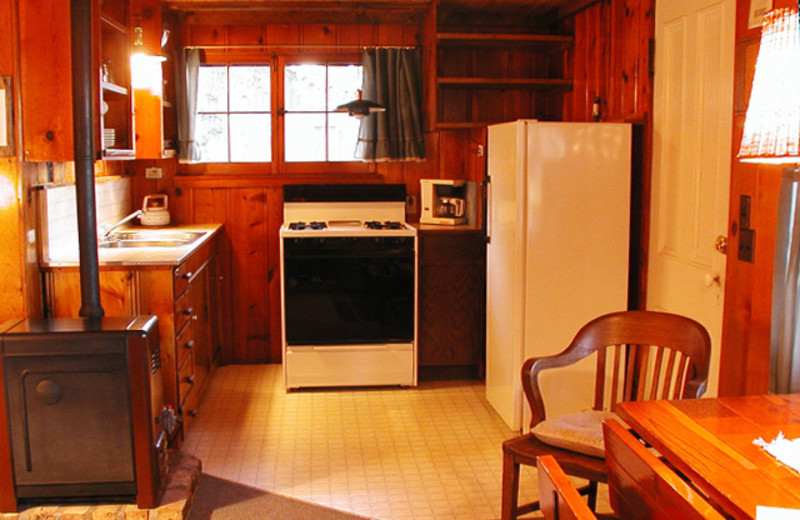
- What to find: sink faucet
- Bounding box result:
[102,209,143,238]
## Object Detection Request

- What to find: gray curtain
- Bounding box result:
[356,47,425,162]
[771,167,800,393]
[176,48,202,161]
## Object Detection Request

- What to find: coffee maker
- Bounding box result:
[420,179,475,225]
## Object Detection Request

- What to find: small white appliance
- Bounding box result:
[485,120,632,431]
[419,179,476,225]
[140,194,170,226]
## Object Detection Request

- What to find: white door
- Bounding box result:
[648,0,736,397]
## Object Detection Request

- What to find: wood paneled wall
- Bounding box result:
[129,2,655,364]
[718,0,794,396]
[130,19,449,364]
[563,0,654,309]
[0,0,26,325]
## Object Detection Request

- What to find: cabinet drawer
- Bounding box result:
[173,262,192,297]
[176,321,194,368]
[174,288,193,332]
[178,350,195,408]
[419,232,485,263]
[173,239,213,296]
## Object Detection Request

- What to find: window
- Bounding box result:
[193,58,364,168]
[196,64,271,163]
[284,63,362,162]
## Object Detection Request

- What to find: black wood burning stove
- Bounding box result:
[0,316,167,509]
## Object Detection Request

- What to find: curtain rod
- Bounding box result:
[184,44,419,50]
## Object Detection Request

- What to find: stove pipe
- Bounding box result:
[70,0,103,319]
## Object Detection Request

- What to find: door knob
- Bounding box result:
[715,235,728,255]
[704,272,721,287]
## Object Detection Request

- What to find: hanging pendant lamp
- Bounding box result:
[336,89,385,119]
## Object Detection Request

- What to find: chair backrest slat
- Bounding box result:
[659,349,677,399]
[648,347,665,400]
[603,419,725,520]
[594,348,607,411]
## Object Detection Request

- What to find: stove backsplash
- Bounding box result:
[37,177,132,264]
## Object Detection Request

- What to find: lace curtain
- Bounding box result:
[356,47,425,162]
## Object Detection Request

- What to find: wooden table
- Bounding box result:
[617,395,800,520]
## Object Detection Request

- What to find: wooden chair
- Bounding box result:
[501,310,711,520]
[603,418,725,519]
[537,455,597,520]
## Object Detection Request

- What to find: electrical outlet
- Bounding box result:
[406,194,418,214]
[738,228,755,263]
[145,167,164,179]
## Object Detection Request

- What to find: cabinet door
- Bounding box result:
[19,0,75,161]
[417,232,486,369]
[45,270,137,317]
[20,0,133,161]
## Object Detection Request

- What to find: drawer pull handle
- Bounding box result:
[184,340,195,350]
[182,307,193,316]
[182,375,195,385]
[187,409,198,417]
[182,271,193,280]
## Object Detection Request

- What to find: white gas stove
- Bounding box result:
[279,184,418,389]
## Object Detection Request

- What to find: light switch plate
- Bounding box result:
[145,167,164,179]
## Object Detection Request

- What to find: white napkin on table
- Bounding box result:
[753,431,800,473]
[756,505,800,519]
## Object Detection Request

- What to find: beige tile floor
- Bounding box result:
[183,364,610,520]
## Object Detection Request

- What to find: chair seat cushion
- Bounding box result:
[531,410,621,459]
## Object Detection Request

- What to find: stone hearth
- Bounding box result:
[0,452,201,520]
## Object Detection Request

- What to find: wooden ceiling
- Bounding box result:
[163,0,597,25]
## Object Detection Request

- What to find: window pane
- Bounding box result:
[328,112,360,161]
[328,65,362,109]
[197,66,228,112]
[196,114,228,162]
[285,64,325,111]
[230,65,270,112]
[230,114,271,162]
[285,113,326,161]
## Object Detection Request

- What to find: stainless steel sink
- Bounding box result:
[99,230,204,248]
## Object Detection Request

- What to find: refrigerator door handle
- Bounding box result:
[483,175,491,244]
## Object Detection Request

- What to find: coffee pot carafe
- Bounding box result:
[436,197,465,218]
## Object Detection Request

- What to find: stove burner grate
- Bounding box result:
[365,220,403,230]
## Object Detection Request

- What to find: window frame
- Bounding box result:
[182,50,374,176]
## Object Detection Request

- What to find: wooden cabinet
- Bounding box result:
[43,234,220,444]
[417,228,486,378]
[131,0,177,159]
[100,1,135,157]
[434,30,573,129]
[20,0,134,161]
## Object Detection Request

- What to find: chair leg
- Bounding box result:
[586,480,598,511]
[501,451,520,520]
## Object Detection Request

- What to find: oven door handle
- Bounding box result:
[312,345,390,351]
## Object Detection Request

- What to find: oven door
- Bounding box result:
[282,236,415,346]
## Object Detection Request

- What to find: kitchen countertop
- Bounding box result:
[42,223,223,268]
[412,223,483,233]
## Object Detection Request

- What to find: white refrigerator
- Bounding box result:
[485,120,632,431]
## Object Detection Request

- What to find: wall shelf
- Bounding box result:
[437,32,573,50]
[438,77,573,89]
[434,26,573,128]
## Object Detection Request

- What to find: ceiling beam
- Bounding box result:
[556,0,601,20]
[165,1,429,25]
